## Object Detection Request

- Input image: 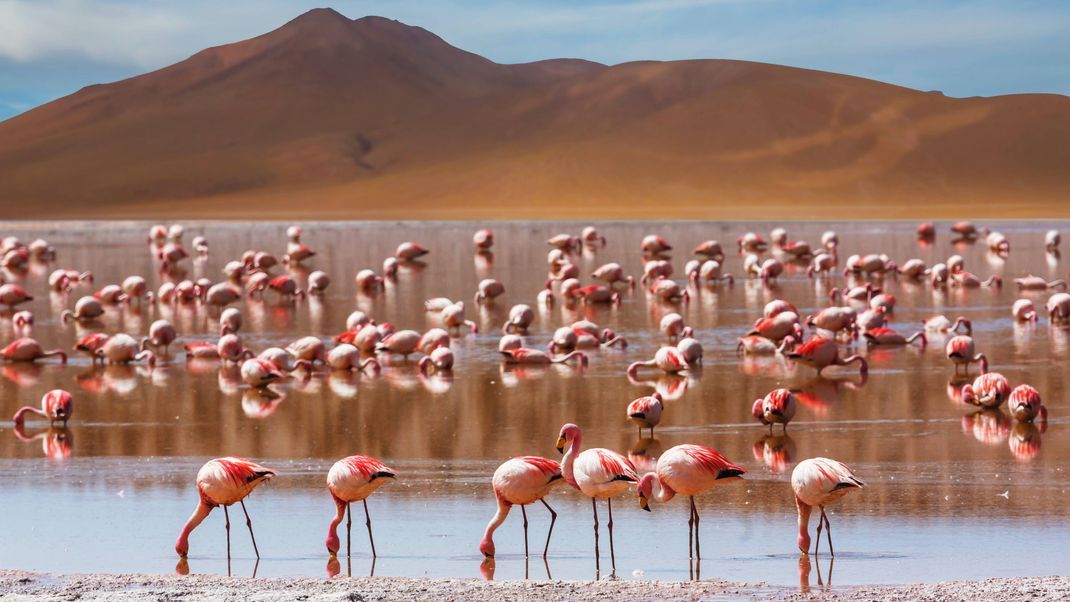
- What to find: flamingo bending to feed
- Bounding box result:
[863,327,926,347]
[636,444,745,559]
[376,330,422,359]
[786,335,867,376]
[141,320,177,354]
[473,229,494,250]
[1012,299,1038,322]
[591,263,634,289]
[479,456,564,559]
[627,346,689,378]
[581,226,606,246]
[557,423,638,576]
[97,334,156,367]
[1045,230,1060,251]
[326,455,396,558]
[961,373,1010,409]
[12,389,73,426]
[502,304,535,334]
[0,284,33,309]
[1008,385,1047,423]
[945,335,988,375]
[327,344,381,374]
[792,458,864,556]
[752,388,797,432]
[2,338,67,364]
[627,393,663,437]
[641,234,672,256]
[175,457,275,559]
[1048,292,1070,323]
[500,348,587,367]
[474,279,505,303]
[923,315,972,335]
[1015,275,1067,291]
[417,347,454,374]
[693,240,725,260]
[737,335,796,355]
[395,242,429,261]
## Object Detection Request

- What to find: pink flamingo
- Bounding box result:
[945,335,988,374]
[557,423,638,577]
[627,393,663,437]
[474,279,505,303]
[12,389,73,426]
[0,283,33,309]
[501,348,587,367]
[863,327,926,347]
[479,456,565,559]
[591,263,634,289]
[752,388,797,432]
[2,338,67,364]
[627,346,688,377]
[141,320,177,354]
[923,315,972,335]
[74,333,110,363]
[175,457,275,559]
[325,455,396,558]
[961,372,1010,408]
[792,457,864,556]
[786,335,866,376]
[473,229,494,250]
[1008,385,1047,423]
[396,242,429,261]
[636,444,745,559]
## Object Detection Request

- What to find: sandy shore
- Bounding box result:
[1,571,1067,601]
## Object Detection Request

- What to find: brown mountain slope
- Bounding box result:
[0,8,1068,219]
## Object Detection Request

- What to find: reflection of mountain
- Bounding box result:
[2,8,1069,218]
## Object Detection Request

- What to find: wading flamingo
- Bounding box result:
[175,457,275,559]
[752,388,797,432]
[636,444,745,559]
[557,423,638,577]
[479,456,564,559]
[627,393,664,437]
[787,335,867,377]
[12,389,73,426]
[326,455,396,558]
[792,458,864,557]
[945,335,988,375]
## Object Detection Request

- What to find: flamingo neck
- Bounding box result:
[479,495,511,557]
[12,406,46,425]
[175,500,213,557]
[651,475,676,503]
[325,495,347,555]
[561,433,583,489]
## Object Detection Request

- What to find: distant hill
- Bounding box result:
[1,8,1068,218]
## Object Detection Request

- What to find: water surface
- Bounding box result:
[0,221,1067,587]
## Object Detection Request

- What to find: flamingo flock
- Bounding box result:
[0,220,1062,579]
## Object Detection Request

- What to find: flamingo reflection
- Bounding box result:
[13,424,73,460]
[751,433,796,473]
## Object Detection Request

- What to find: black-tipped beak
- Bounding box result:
[556,436,566,454]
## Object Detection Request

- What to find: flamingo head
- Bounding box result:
[479,534,495,558]
[556,423,580,453]
[637,473,657,512]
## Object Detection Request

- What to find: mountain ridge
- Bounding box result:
[1,8,1067,218]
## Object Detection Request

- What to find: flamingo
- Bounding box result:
[961,372,1010,409]
[737,335,795,356]
[1015,276,1067,291]
[641,235,672,256]
[396,242,429,261]
[945,335,988,374]
[307,271,330,294]
[677,337,703,365]
[1045,230,1060,252]
[917,222,935,238]
[581,226,606,246]
[557,423,638,576]
[547,234,580,251]
[355,269,383,293]
[636,444,745,559]
[0,283,33,309]
[1048,292,1070,323]
[417,347,454,374]
[479,456,564,559]
[376,330,421,359]
[792,458,864,557]
[627,346,688,377]
[1008,385,1047,423]
[286,336,327,365]
[2,338,67,363]
[141,320,177,354]
[220,308,242,335]
[325,455,396,558]
[474,279,505,303]
[440,302,478,333]
[752,388,797,432]
[786,335,867,376]
[1012,299,1038,322]
[591,263,634,289]
[473,229,494,250]
[923,315,972,335]
[863,327,926,347]
[12,389,73,426]
[97,334,156,367]
[175,457,275,559]
[12,310,33,334]
[627,393,663,437]
[693,240,725,260]
[501,304,535,334]
[660,313,692,341]
[500,348,587,366]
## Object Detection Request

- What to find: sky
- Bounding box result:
[1,0,1068,120]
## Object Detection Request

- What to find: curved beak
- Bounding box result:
[556,436,566,454]
[639,493,651,512]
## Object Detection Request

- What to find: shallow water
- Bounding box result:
[0,220,1068,587]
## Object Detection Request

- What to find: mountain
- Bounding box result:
[1,7,1068,219]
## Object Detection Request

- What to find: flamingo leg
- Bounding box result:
[691,496,701,560]
[814,508,823,556]
[521,504,529,558]
[346,502,352,558]
[607,497,617,575]
[240,500,261,559]
[591,498,600,578]
[364,499,377,558]
[540,498,557,558]
[687,499,695,559]
[223,505,232,560]
[821,508,834,557]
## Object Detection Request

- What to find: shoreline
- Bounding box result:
[1,571,1068,601]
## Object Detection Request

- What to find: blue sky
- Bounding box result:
[1,0,1068,120]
